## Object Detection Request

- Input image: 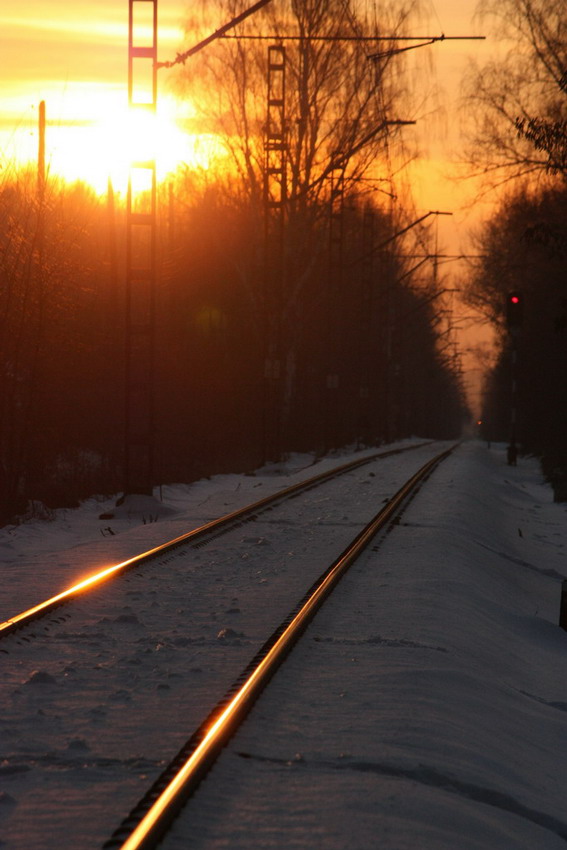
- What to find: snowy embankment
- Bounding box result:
[1,440,566,849]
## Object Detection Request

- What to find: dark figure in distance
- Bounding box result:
[507,443,518,466]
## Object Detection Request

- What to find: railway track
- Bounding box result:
[102,444,455,850]
[0,442,431,640]
[0,441,455,850]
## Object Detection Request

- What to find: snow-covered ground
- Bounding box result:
[0,443,408,621]
[1,440,566,849]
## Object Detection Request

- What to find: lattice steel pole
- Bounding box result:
[358,205,375,444]
[322,165,345,448]
[123,0,158,497]
[328,166,345,291]
[263,44,286,462]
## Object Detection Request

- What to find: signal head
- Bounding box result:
[506,291,523,329]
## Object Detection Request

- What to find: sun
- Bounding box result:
[101,96,224,192]
[61,96,220,194]
[6,89,223,195]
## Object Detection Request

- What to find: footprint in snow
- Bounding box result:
[24,670,56,686]
[217,628,247,643]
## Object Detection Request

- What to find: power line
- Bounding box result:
[219,34,485,43]
[156,8,485,70]
[368,36,484,60]
[156,0,274,69]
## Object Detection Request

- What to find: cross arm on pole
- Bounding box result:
[368,34,485,62]
[349,210,453,269]
[325,120,416,176]
[156,0,274,68]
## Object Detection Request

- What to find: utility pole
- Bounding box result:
[119,1,277,490]
[34,103,46,414]
[358,205,375,445]
[122,0,158,498]
[22,100,48,504]
[321,164,345,450]
[38,101,46,202]
[263,44,287,463]
[36,100,46,330]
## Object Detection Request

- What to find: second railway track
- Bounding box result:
[0,441,432,638]
[0,441,455,850]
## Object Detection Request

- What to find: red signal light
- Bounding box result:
[506,291,523,329]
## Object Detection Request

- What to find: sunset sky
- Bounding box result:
[1,0,495,408]
[1,1,489,196]
[0,1,194,189]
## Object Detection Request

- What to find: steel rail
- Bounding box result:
[103,444,456,850]
[0,442,431,639]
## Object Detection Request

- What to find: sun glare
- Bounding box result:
[1,89,223,195]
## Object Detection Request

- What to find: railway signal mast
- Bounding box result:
[506,291,523,464]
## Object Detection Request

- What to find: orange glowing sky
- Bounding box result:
[0,1,218,191]
[1,0,496,411]
[1,1,488,199]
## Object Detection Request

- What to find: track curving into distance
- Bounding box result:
[102,444,456,850]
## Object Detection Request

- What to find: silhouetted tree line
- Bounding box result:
[0,168,466,523]
[462,0,566,483]
[0,172,124,520]
[0,0,470,521]
[468,185,567,478]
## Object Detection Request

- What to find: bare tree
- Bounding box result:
[176,1,416,206]
[170,1,465,456]
[173,0,421,334]
[462,0,566,190]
